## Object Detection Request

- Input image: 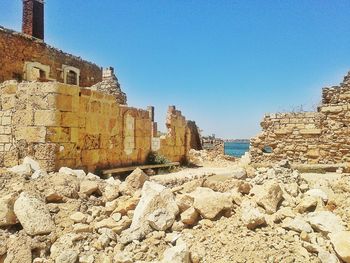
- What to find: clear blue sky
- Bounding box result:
[1,0,350,139]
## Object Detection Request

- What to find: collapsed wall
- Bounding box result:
[250,72,350,165]
[0,80,200,172]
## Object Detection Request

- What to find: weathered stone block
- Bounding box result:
[34,110,60,126]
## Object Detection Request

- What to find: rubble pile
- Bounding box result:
[188,149,235,167]
[1,157,350,263]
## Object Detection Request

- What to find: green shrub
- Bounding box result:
[147,151,170,165]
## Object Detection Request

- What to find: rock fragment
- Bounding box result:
[190,187,232,219]
[251,180,283,214]
[0,194,17,226]
[14,192,55,235]
[329,231,350,263]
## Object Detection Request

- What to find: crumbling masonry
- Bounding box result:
[250,72,350,166]
[0,0,201,172]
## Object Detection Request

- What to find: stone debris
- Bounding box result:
[241,199,266,230]
[0,194,17,226]
[13,192,55,235]
[329,231,350,263]
[190,187,232,219]
[251,180,283,214]
[1,159,350,262]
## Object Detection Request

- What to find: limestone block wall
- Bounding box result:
[251,72,350,165]
[0,81,200,171]
[0,26,102,87]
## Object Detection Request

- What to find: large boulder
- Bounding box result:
[241,199,266,230]
[305,211,345,234]
[329,231,350,263]
[0,194,17,226]
[251,180,283,214]
[161,243,190,263]
[120,181,179,244]
[14,192,55,235]
[190,187,232,219]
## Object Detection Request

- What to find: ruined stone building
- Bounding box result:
[0,0,201,171]
[250,71,350,166]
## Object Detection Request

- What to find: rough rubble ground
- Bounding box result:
[0,152,350,263]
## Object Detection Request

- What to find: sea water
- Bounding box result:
[224,142,250,157]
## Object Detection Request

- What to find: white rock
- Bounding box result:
[120,181,178,244]
[241,199,266,230]
[161,243,190,263]
[251,180,283,214]
[230,166,247,179]
[190,187,232,219]
[8,163,32,177]
[86,172,99,180]
[0,194,17,226]
[148,208,176,231]
[31,169,47,180]
[23,156,41,171]
[329,231,350,263]
[59,167,86,178]
[14,192,55,235]
[318,250,339,263]
[305,189,328,202]
[282,216,313,233]
[306,211,345,234]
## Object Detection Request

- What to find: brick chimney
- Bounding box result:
[22,0,44,40]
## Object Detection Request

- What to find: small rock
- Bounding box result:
[70,212,86,223]
[176,194,194,212]
[296,196,318,213]
[148,208,176,231]
[181,207,199,225]
[80,180,100,196]
[113,251,133,263]
[231,166,247,179]
[55,249,79,263]
[282,216,313,233]
[161,243,190,263]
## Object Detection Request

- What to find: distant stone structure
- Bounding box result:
[0,1,202,171]
[250,71,350,165]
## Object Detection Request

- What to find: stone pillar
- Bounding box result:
[22,0,44,40]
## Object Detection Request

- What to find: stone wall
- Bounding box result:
[0,26,102,87]
[250,72,350,165]
[0,81,200,172]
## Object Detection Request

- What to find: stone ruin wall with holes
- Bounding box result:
[250,72,350,165]
[0,26,102,86]
[0,81,201,172]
